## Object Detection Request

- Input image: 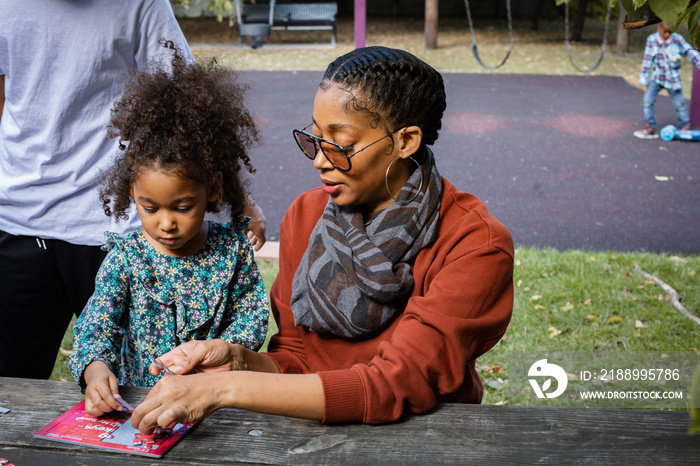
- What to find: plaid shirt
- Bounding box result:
[639,32,700,91]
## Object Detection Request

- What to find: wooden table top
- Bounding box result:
[0,377,697,464]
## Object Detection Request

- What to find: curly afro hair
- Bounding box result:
[100,40,260,222]
[320,46,446,145]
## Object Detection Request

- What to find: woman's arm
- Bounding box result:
[131,340,324,433]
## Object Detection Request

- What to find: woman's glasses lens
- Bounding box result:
[294,132,317,160]
[294,131,351,171]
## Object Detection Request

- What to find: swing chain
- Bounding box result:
[464,0,514,70]
[564,0,613,74]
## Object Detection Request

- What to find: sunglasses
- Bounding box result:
[292,124,399,172]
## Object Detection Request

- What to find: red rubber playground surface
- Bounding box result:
[239,71,700,254]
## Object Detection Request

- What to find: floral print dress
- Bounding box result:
[69,220,269,388]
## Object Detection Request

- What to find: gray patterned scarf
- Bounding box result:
[291,148,442,337]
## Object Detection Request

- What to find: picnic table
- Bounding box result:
[0,377,697,464]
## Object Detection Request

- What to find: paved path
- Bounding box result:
[239,71,699,255]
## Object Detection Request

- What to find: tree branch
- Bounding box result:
[634,265,700,326]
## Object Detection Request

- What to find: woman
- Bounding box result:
[131,46,513,432]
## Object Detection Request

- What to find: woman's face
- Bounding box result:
[310,83,412,214]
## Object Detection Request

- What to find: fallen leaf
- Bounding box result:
[547,326,563,337]
[534,304,545,310]
[584,299,592,306]
[567,372,580,381]
[606,316,625,325]
[583,315,598,323]
[491,365,503,374]
[635,319,648,329]
[563,302,574,312]
[654,175,669,181]
[517,279,522,288]
[485,379,503,390]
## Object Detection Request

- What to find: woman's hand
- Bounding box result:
[131,372,224,433]
[131,371,325,434]
[83,360,123,417]
[148,340,243,377]
[148,339,279,377]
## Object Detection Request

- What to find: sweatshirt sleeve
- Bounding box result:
[322,242,514,423]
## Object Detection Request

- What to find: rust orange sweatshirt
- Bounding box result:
[267,178,514,423]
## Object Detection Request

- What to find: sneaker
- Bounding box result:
[633,125,659,139]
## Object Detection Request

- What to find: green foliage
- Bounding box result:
[172,0,235,23]
[618,0,700,47]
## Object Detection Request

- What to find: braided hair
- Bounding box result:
[320,46,446,146]
[101,41,260,222]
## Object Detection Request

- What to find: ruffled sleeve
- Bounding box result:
[213,220,269,350]
[68,231,131,390]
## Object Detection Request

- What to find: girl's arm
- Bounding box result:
[217,232,269,351]
[68,247,129,413]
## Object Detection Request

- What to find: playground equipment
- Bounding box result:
[463,0,514,70]
[564,0,613,74]
[660,125,700,141]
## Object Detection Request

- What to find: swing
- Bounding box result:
[464,0,514,70]
[564,0,613,74]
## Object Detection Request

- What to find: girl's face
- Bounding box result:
[310,83,419,214]
[131,167,218,257]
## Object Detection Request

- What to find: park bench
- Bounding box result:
[234,0,338,48]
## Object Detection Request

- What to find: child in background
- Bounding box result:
[68,43,269,417]
[634,21,700,139]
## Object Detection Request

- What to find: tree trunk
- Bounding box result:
[571,0,590,41]
[531,0,547,31]
[615,1,629,54]
[425,0,438,50]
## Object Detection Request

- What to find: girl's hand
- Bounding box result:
[83,361,123,417]
[130,372,223,434]
[640,85,648,92]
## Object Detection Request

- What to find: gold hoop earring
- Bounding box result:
[385,156,423,204]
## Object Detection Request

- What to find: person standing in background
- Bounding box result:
[0,0,266,379]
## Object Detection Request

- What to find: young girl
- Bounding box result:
[68,43,269,417]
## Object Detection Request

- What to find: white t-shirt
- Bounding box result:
[0,0,193,245]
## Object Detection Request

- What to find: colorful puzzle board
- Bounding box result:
[34,400,196,458]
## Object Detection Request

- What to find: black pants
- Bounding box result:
[0,230,107,379]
